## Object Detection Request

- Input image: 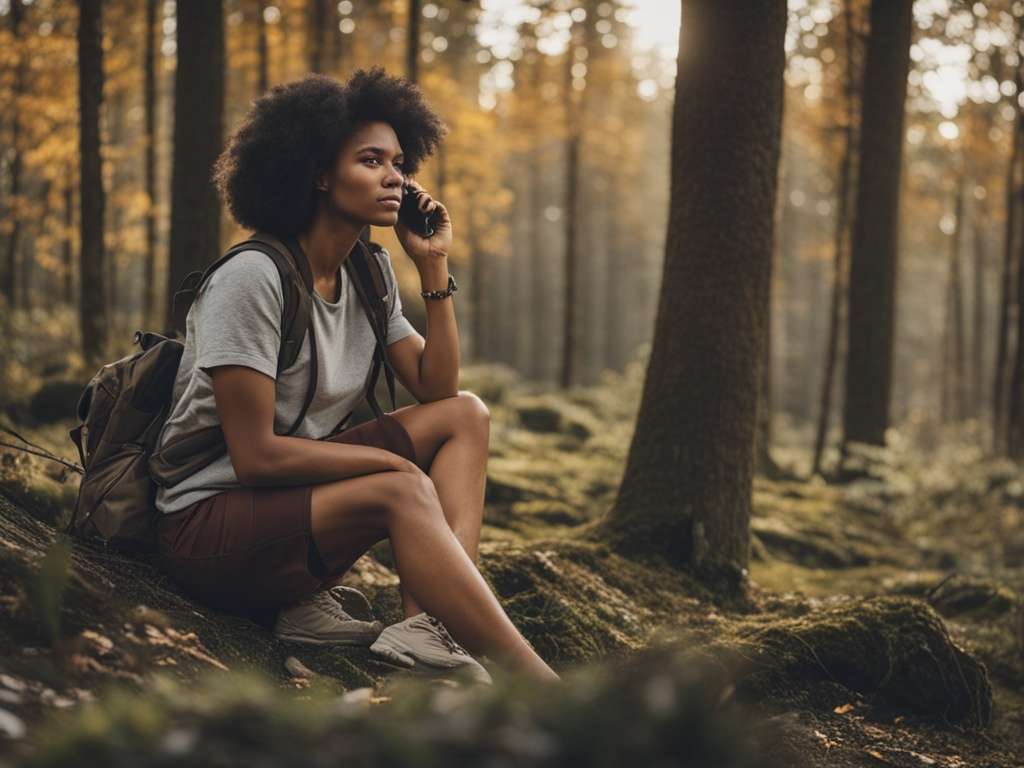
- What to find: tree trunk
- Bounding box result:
[3,0,26,311]
[256,0,269,94]
[63,172,75,306]
[1007,186,1024,456]
[812,0,857,476]
[598,1,787,589]
[528,141,547,381]
[972,219,987,419]
[78,0,109,367]
[994,39,1023,454]
[308,0,327,73]
[560,29,581,391]
[951,183,967,422]
[165,0,225,332]
[406,0,420,84]
[841,0,913,448]
[143,0,158,330]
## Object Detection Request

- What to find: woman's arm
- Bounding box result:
[209,364,418,487]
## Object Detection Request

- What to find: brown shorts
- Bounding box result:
[155,414,416,625]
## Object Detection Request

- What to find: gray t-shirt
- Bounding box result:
[154,246,417,514]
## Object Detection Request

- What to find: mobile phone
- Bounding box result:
[398,182,443,238]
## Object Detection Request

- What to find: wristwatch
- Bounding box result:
[421,273,458,300]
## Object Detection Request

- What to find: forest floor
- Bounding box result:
[0,360,1020,766]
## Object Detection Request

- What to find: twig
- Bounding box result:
[924,570,957,601]
[0,442,84,474]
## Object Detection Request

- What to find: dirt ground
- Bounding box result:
[0,364,1020,765]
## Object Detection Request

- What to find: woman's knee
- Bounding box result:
[452,390,490,436]
[385,470,444,523]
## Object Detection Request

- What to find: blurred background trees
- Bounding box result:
[1,0,1023,468]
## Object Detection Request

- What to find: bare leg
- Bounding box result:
[387,392,489,618]
[310,469,558,682]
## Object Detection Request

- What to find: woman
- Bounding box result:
[153,68,559,685]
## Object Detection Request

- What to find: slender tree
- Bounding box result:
[165,0,225,332]
[560,22,582,390]
[840,0,914,448]
[971,218,986,417]
[3,0,27,310]
[812,0,858,476]
[143,0,158,330]
[597,2,787,587]
[942,181,967,423]
[78,0,109,366]
[256,0,269,94]
[994,27,1023,453]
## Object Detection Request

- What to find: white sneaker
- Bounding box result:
[273,586,383,646]
[369,613,493,684]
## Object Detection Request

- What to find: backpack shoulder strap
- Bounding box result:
[344,239,398,416]
[177,233,318,437]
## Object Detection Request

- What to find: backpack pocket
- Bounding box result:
[73,444,158,550]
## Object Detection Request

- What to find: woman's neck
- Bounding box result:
[296,212,364,283]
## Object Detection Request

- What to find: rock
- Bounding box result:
[0,707,25,739]
[512,395,599,440]
[29,380,88,424]
[284,656,316,679]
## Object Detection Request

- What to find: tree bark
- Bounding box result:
[3,0,27,311]
[256,0,269,94]
[994,36,1023,453]
[406,0,420,84]
[559,27,581,390]
[143,0,158,330]
[598,1,787,588]
[308,0,327,73]
[63,172,75,307]
[165,0,225,332]
[840,0,913,448]
[812,0,857,476]
[78,0,109,367]
[971,219,986,418]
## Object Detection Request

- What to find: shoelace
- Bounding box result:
[413,615,470,657]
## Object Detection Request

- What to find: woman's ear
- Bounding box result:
[315,172,328,192]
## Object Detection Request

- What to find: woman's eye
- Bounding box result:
[365,158,404,171]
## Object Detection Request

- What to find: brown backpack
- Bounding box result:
[66,233,398,556]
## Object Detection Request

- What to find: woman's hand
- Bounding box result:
[394,178,453,269]
[391,456,424,475]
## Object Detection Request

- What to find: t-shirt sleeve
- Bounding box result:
[379,247,418,344]
[194,250,282,381]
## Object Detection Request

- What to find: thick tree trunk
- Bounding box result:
[165,0,224,332]
[841,0,913,448]
[599,2,787,587]
[143,0,158,330]
[78,0,109,367]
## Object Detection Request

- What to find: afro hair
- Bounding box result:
[213,67,448,237]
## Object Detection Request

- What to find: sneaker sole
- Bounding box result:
[275,622,383,647]
[369,638,491,684]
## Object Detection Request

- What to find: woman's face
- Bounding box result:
[320,120,406,227]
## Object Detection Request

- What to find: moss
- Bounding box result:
[20,648,782,768]
[678,596,994,728]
